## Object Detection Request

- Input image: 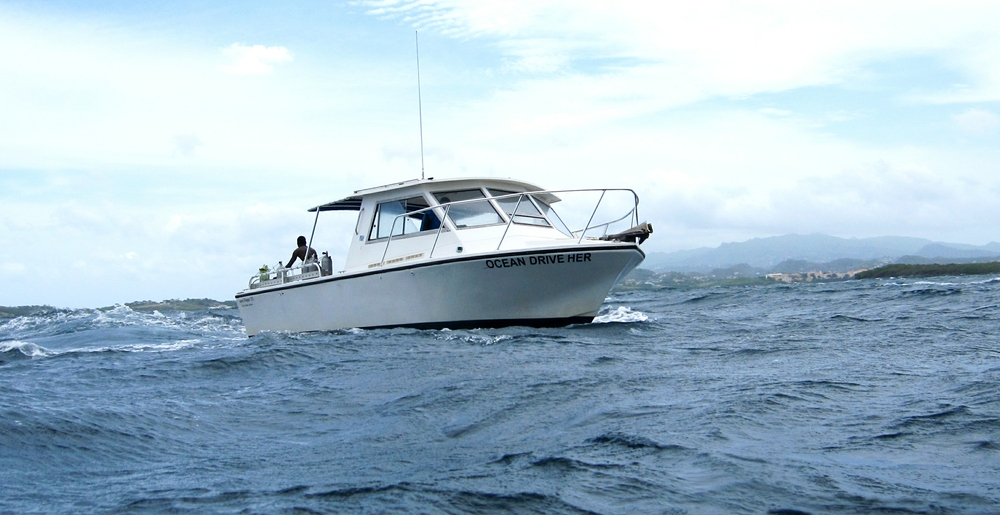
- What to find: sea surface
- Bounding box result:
[2,277,999,514]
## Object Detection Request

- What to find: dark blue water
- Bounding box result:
[2,277,999,514]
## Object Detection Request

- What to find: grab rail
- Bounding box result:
[496,194,526,251]
[579,190,606,243]
[248,260,321,289]
[574,208,637,239]
[376,188,640,267]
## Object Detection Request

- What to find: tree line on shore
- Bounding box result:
[615,260,1000,291]
[855,262,1000,279]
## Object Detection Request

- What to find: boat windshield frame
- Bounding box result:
[376,187,640,265]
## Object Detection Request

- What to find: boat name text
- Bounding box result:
[485,253,592,269]
[369,252,426,269]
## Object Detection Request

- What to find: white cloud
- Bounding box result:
[640,159,1000,250]
[759,108,793,117]
[364,0,1000,105]
[364,0,547,37]
[0,12,391,173]
[2,263,27,274]
[498,38,571,74]
[219,43,293,75]
[953,108,1000,135]
[172,133,203,155]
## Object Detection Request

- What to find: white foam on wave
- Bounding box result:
[0,338,204,359]
[593,306,648,324]
[85,339,202,354]
[0,304,156,334]
[2,305,246,355]
[436,330,513,345]
[0,308,95,333]
[89,304,245,338]
[466,334,513,345]
[0,340,50,358]
[94,304,176,329]
[881,276,1000,288]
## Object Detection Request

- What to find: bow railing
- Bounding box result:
[378,188,641,266]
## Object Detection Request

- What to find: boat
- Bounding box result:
[235,177,652,335]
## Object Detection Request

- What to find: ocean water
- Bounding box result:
[2,277,999,514]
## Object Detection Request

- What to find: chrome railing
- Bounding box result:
[377,188,640,267]
[248,260,322,289]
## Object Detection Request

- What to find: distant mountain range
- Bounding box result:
[642,234,1000,273]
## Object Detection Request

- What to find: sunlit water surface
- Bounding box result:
[2,277,999,514]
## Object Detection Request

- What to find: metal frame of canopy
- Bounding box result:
[300,196,364,269]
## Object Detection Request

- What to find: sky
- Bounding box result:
[2,0,999,307]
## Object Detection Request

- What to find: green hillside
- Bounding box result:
[855,262,1000,279]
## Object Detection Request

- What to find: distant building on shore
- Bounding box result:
[765,269,868,283]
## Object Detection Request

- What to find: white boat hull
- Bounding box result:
[236,244,644,335]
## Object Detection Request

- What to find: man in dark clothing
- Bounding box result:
[286,235,318,268]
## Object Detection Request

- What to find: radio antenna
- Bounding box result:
[415,31,425,180]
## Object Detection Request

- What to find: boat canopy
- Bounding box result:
[306,177,563,213]
[308,196,363,212]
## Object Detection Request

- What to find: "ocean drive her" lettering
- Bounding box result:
[484,253,592,269]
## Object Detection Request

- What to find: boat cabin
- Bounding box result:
[311,177,575,274]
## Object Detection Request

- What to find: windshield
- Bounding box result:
[434,189,504,228]
[489,189,550,227]
[534,198,573,237]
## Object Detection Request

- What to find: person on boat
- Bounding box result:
[286,236,318,268]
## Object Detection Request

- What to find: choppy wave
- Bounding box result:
[0,304,245,343]
[587,432,685,451]
[879,276,1000,290]
[2,277,999,513]
[829,313,883,322]
[0,339,235,368]
[593,306,648,323]
[0,340,49,361]
[437,331,515,345]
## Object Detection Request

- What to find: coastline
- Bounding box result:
[6,262,1000,316]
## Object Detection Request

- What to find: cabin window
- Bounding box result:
[489,189,551,227]
[433,190,503,228]
[369,196,440,240]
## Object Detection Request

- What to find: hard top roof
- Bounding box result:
[309,176,552,212]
